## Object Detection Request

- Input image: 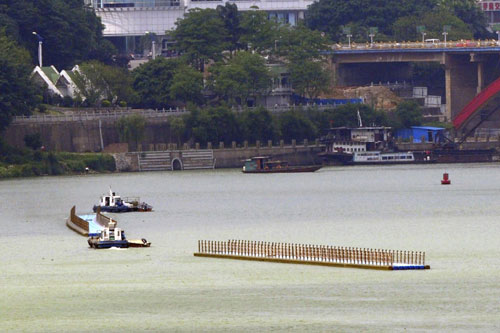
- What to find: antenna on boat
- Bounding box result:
[357,109,363,127]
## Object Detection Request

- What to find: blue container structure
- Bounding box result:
[395,126,445,143]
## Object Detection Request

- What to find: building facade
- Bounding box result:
[85,0,313,53]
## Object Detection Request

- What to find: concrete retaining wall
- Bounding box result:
[4,118,175,152]
[114,145,324,171]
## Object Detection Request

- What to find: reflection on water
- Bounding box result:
[1,164,499,331]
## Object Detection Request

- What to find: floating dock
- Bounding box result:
[194,240,430,271]
[66,206,114,236]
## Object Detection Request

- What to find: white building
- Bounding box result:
[31,66,80,99]
[85,0,314,53]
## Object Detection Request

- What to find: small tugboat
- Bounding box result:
[92,187,153,213]
[87,220,151,249]
[242,156,321,173]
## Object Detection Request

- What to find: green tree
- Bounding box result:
[217,3,242,55]
[169,116,185,146]
[72,61,135,107]
[278,110,318,142]
[171,8,229,71]
[289,60,330,100]
[170,65,204,105]
[210,51,271,106]
[393,10,472,41]
[306,0,437,41]
[277,24,330,60]
[23,133,42,150]
[116,114,146,150]
[190,106,240,145]
[238,107,276,143]
[437,0,490,38]
[275,24,331,100]
[239,9,279,52]
[393,100,423,129]
[0,0,114,69]
[0,31,39,131]
[132,58,181,108]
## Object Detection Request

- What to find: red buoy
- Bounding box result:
[441,173,451,185]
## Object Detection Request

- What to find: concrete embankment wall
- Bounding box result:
[114,145,324,171]
[4,118,175,152]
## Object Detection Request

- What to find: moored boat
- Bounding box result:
[242,156,321,173]
[92,187,152,213]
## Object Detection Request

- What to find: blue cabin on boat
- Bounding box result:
[395,126,445,143]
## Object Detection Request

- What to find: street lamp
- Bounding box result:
[32,32,43,67]
[493,25,500,46]
[369,27,377,47]
[343,27,352,48]
[417,26,426,43]
[443,25,450,47]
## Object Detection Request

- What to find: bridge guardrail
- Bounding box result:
[331,39,500,51]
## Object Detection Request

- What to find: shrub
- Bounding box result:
[24,133,42,150]
[62,96,74,107]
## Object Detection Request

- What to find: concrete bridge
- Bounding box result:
[326,41,500,131]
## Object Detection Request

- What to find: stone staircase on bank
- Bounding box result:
[181,150,215,170]
[138,151,172,171]
[138,150,215,171]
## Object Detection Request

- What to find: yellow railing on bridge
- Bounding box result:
[332,39,499,51]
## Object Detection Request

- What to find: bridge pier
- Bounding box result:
[444,54,478,122]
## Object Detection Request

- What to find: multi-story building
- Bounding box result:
[85,0,313,54]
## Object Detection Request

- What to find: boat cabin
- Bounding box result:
[243,157,289,172]
[99,188,126,207]
[322,126,392,154]
[353,151,415,163]
[99,221,125,242]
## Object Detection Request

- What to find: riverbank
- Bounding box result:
[0,149,115,179]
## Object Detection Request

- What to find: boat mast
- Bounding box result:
[357,110,363,127]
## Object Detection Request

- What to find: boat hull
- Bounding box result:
[92,204,152,213]
[93,205,134,213]
[243,166,322,173]
[88,239,129,249]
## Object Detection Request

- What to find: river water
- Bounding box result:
[0,164,499,332]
